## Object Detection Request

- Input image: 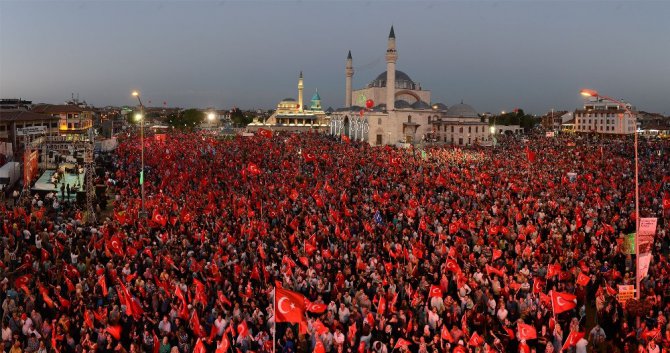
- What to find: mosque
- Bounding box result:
[251,26,491,146]
[330,26,491,146]
[249,72,330,131]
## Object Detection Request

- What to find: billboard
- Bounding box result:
[23,149,39,185]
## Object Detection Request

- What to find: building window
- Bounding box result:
[451,126,454,133]
[459,127,463,133]
[468,127,471,133]
[378,118,382,125]
[408,115,412,123]
[475,126,478,133]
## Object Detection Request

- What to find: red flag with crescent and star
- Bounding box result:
[562,331,585,351]
[274,287,305,323]
[550,291,577,314]
[517,322,537,340]
[429,285,443,298]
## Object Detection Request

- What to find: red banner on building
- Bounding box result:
[23,149,39,185]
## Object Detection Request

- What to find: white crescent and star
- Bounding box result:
[277,297,295,314]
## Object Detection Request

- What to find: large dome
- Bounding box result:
[368,70,416,90]
[445,103,478,118]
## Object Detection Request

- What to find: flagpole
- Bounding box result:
[273,287,277,353]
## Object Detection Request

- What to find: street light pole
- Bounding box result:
[580,89,639,300]
[132,91,147,218]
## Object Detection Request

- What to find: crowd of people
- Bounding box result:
[1,129,669,353]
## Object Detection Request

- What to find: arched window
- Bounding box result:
[408,115,412,123]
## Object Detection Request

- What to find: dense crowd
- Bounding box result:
[1,130,669,353]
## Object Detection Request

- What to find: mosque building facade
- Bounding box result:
[249,71,329,131]
[330,26,491,147]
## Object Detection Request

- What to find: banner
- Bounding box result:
[617,285,635,306]
[638,218,657,256]
[546,131,555,137]
[23,150,39,185]
[638,253,652,280]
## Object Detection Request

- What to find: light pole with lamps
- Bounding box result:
[131,91,147,218]
[580,88,640,300]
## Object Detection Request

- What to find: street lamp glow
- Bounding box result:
[207,112,216,121]
[134,113,143,122]
[490,126,495,134]
[580,88,598,97]
[132,91,140,97]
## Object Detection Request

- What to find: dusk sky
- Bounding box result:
[1,0,669,115]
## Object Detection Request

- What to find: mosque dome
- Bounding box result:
[432,103,448,111]
[411,100,432,110]
[445,103,478,118]
[368,70,417,90]
[394,100,412,109]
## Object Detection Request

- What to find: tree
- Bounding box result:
[168,109,204,129]
[230,108,253,127]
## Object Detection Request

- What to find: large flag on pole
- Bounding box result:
[274,287,306,323]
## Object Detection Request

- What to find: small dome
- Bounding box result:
[432,103,448,111]
[445,103,478,118]
[368,70,416,90]
[311,91,321,101]
[395,100,411,109]
[282,98,296,102]
[411,101,431,110]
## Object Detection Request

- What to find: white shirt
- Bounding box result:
[214,318,227,335]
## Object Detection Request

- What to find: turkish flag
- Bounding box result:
[105,325,122,340]
[485,265,504,277]
[305,299,327,314]
[663,192,670,210]
[468,332,484,347]
[217,291,232,307]
[84,310,94,329]
[275,287,305,323]
[546,264,561,278]
[394,338,412,350]
[448,223,458,234]
[303,152,317,163]
[153,333,160,353]
[216,335,230,353]
[550,291,577,314]
[312,193,324,208]
[341,134,350,143]
[151,210,167,228]
[390,156,401,167]
[525,146,536,163]
[428,285,443,298]
[258,128,273,138]
[193,338,206,353]
[532,278,544,294]
[190,311,204,337]
[446,259,461,273]
[107,237,124,257]
[314,341,326,353]
[561,331,585,351]
[492,249,502,261]
[576,272,590,286]
[517,323,537,340]
[247,162,261,176]
[441,325,454,343]
[237,320,250,338]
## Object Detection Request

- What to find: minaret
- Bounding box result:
[385,26,397,111]
[298,71,304,112]
[345,51,354,108]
